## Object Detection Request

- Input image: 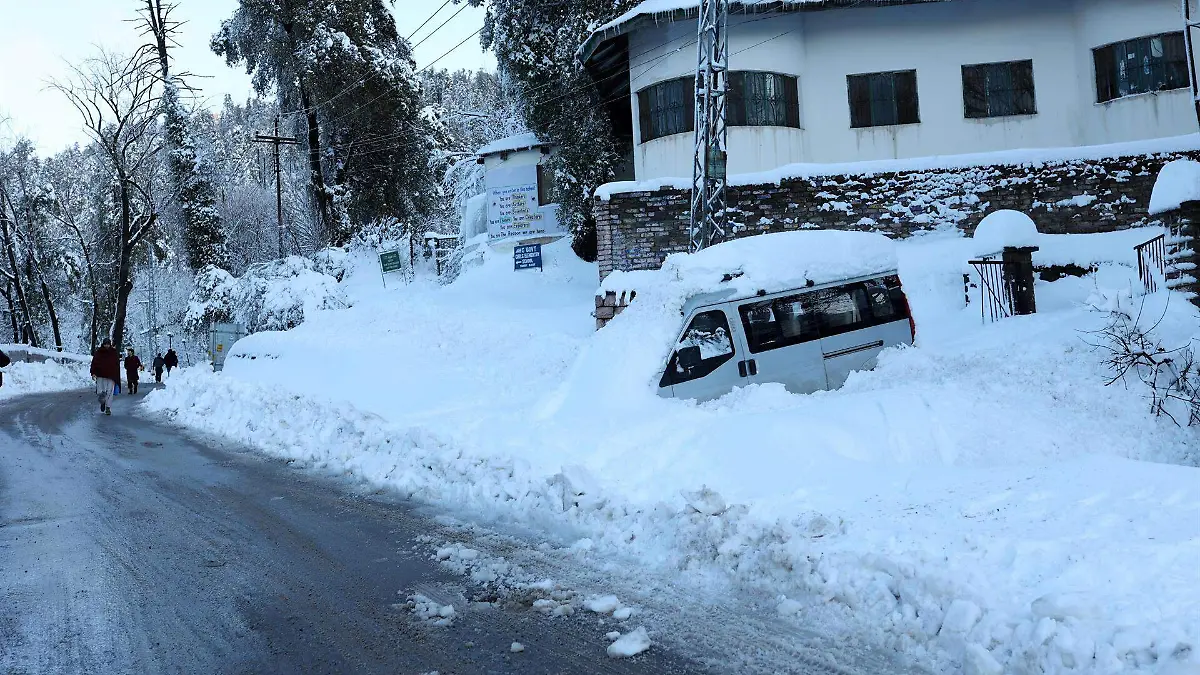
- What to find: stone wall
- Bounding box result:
[594,149,1200,281]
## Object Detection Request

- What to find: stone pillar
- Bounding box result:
[1002,246,1038,316]
[1169,200,1200,308]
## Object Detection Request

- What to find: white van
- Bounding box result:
[658,271,915,402]
[599,230,915,403]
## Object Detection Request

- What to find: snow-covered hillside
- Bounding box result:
[145,232,1200,675]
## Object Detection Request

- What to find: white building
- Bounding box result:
[579,0,1199,181]
[474,132,565,247]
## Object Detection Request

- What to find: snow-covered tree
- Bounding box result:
[212,0,438,245]
[140,0,229,272]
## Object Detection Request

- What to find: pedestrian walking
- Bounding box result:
[153,353,165,383]
[164,348,178,377]
[0,347,9,388]
[124,348,142,395]
[90,339,120,415]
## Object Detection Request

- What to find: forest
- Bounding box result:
[1,0,631,358]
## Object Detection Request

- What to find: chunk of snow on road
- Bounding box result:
[584,595,621,614]
[606,627,651,658]
[776,598,804,616]
[605,631,622,641]
[972,209,1040,254]
[509,642,525,653]
[409,594,455,626]
[1150,159,1200,214]
[612,607,634,620]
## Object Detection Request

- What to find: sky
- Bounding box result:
[0,0,495,152]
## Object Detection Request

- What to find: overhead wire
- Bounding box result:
[407,0,454,40]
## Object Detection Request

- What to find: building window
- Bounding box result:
[536,164,551,206]
[1094,32,1188,103]
[637,77,694,143]
[847,70,919,128]
[962,60,1036,118]
[728,72,800,128]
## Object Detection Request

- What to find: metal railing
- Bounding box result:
[968,259,1013,323]
[1135,233,1167,294]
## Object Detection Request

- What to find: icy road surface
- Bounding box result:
[0,390,714,674]
[0,389,925,675]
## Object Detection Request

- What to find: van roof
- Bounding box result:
[600,230,899,301]
[682,268,899,316]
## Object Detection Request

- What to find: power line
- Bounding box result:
[407,0,454,40]
[412,3,471,51]
[420,26,484,73]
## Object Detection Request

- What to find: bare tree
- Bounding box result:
[52,50,161,352]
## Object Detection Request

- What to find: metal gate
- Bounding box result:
[1135,233,1167,294]
[967,259,1013,323]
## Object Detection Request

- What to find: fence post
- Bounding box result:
[1002,246,1038,316]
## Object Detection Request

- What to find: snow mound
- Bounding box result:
[1149,159,1200,215]
[407,594,456,626]
[606,626,651,658]
[972,210,1040,255]
[0,359,90,401]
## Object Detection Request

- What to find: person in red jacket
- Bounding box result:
[124,348,143,394]
[90,339,121,415]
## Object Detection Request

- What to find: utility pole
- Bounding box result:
[1185,0,1200,128]
[689,0,730,253]
[252,117,300,257]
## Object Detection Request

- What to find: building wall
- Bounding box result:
[594,149,1199,280]
[626,0,1195,180]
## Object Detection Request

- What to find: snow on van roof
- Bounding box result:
[600,230,898,299]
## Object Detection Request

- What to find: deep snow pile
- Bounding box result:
[0,353,91,401]
[145,234,1200,674]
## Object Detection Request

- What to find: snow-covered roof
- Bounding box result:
[601,230,898,301]
[476,132,546,158]
[581,0,949,65]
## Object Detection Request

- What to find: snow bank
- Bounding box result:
[971,210,1039,255]
[1149,159,1200,215]
[144,232,1200,675]
[0,358,91,401]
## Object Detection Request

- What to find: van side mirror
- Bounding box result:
[676,345,702,372]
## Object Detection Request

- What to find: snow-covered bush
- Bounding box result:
[185,257,347,334]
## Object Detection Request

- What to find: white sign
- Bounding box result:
[485,164,564,244]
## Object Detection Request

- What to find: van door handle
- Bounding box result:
[737,360,748,378]
[823,340,885,359]
[747,359,757,376]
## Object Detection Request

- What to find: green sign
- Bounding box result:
[379,250,403,274]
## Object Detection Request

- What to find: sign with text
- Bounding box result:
[378,249,403,274]
[513,243,543,271]
[485,164,564,244]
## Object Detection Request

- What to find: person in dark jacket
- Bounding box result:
[0,348,9,388]
[164,348,179,376]
[153,353,165,383]
[124,348,142,394]
[90,339,121,414]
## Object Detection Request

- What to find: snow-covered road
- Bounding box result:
[0,389,766,674]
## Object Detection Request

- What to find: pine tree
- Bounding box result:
[213,0,437,246]
[141,1,229,271]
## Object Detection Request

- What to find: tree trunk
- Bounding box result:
[37,276,63,351]
[111,174,135,352]
[298,83,334,244]
[1,284,18,342]
[0,205,37,347]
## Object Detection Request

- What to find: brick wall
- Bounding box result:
[594,150,1200,281]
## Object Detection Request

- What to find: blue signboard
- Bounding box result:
[514,243,543,271]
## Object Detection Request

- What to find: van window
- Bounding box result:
[863,277,908,323]
[661,310,736,386]
[810,286,872,337]
[740,295,820,354]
